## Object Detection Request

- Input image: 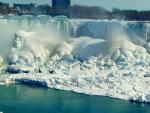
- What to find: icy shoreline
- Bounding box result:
[1,56,150,104]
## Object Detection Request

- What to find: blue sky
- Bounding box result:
[0,0,149,11]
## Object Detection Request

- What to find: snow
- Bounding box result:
[1,16,150,104]
[5,57,150,103]
[8,30,73,65]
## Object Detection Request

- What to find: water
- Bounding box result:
[0,84,149,113]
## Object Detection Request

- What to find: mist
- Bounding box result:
[0,17,72,65]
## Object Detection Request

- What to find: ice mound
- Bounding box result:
[6,31,150,67]
[71,36,137,61]
[8,30,73,65]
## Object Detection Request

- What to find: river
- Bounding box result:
[0,84,149,113]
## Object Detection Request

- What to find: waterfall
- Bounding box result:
[0,15,72,63]
[0,15,70,39]
[1,16,150,41]
[69,19,150,42]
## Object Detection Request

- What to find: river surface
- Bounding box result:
[0,84,149,113]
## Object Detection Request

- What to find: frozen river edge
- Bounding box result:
[1,65,150,105]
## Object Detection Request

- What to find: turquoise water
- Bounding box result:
[0,84,150,113]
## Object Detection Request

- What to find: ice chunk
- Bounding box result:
[111,49,120,61]
[7,65,22,74]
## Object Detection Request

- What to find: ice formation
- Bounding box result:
[8,30,72,65]
[1,16,150,103]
